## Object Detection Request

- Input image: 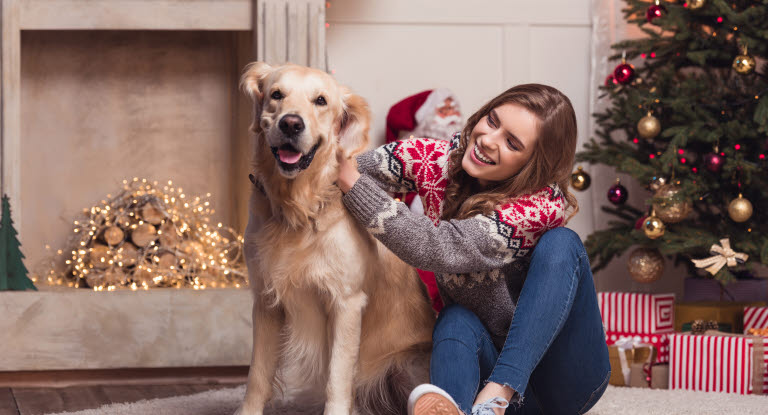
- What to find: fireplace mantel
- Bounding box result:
[0,0,324,370]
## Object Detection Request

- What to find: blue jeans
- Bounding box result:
[430,227,610,414]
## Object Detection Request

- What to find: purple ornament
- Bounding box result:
[646,4,666,23]
[608,183,628,205]
[703,152,724,173]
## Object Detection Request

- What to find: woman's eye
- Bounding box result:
[487,115,496,128]
[507,140,519,151]
[270,90,283,100]
[315,96,327,106]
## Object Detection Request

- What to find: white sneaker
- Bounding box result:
[471,397,509,415]
[408,384,463,415]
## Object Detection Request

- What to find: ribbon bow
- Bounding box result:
[691,238,748,276]
[615,337,644,386]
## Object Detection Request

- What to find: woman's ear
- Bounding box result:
[337,88,371,157]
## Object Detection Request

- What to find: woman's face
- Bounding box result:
[461,103,539,187]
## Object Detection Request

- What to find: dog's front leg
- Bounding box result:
[324,292,368,415]
[236,300,284,415]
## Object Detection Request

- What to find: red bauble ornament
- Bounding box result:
[703,152,724,173]
[607,182,629,205]
[604,74,618,87]
[646,3,667,23]
[613,63,636,85]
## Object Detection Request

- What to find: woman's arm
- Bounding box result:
[339,173,566,274]
[351,136,455,194]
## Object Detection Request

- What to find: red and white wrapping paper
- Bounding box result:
[744,306,768,334]
[606,332,670,363]
[669,333,768,395]
[598,292,675,334]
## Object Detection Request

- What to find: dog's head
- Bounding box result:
[241,62,370,180]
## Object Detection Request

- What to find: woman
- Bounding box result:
[336,84,610,415]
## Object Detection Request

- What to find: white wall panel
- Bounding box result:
[528,25,594,238]
[327,23,504,146]
[327,0,591,25]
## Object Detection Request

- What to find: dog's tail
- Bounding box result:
[355,342,432,415]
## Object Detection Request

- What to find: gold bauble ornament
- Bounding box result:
[732,52,756,75]
[104,226,125,246]
[649,176,667,192]
[728,193,753,222]
[687,0,705,10]
[116,243,139,267]
[571,166,591,191]
[653,184,692,223]
[637,112,661,140]
[141,203,166,225]
[627,247,664,283]
[643,213,666,239]
[89,244,112,269]
[132,223,158,247]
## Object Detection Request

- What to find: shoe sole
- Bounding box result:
[413,392,461,415]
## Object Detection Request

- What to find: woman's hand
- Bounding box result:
[336,150,361,194]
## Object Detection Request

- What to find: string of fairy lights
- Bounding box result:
[41,178,247,291]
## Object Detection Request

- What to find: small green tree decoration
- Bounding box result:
[0,194,36,291]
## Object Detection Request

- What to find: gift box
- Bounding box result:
[675,301,766,333]
[669,331,768,395]
[684,277,768,302]
[629,362,669,389]
[608,337,657,387]
[598,292,675,334]
[606,332,669,363]
[744,306,768,334]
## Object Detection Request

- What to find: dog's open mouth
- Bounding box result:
[270,143,320,172]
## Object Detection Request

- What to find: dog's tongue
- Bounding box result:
[278,149,302,164]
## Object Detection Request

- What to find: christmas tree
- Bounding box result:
[576,0,767,283]
[0,194,36,290]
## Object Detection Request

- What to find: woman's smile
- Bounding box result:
[470,143,496,166]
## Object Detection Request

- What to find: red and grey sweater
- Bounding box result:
[342,133,567,347]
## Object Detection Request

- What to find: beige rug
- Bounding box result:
[45,384,768,415]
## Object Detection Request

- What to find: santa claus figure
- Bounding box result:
[385,89,463,313]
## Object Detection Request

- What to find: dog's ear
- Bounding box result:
[337,88,371,157]
[240,62,273,102]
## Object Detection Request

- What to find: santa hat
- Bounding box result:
[385,88,460,144]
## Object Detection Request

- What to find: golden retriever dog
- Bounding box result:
[236,62,435,415]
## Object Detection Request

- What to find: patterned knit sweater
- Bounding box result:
[342,133,567,348]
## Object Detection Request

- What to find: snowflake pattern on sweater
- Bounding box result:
[372,133,566,275]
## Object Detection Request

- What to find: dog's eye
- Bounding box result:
[270,90,284,100]
[315,96,327,106]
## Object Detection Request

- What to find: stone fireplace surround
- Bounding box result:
[0,0,325,370]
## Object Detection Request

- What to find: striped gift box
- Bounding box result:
[669,333,767,395]
[744,306,768,334]
[598,292,675,334]
[606,332,670,363]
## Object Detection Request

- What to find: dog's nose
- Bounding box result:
[278,114,305,136]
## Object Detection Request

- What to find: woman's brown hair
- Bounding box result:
[441,84,579,222]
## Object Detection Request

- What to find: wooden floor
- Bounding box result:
[0,367,248,415]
